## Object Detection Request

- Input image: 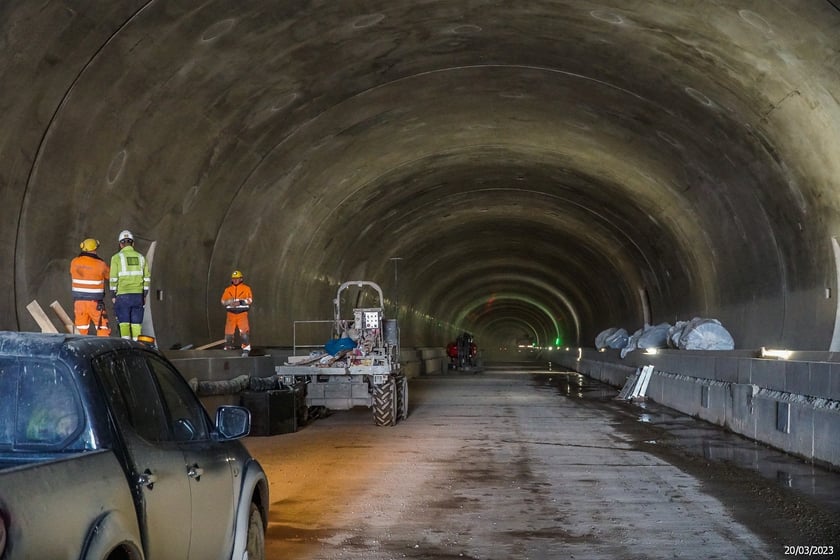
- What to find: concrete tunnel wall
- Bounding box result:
[4,2,840,353]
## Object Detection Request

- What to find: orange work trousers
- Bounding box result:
[74,300,110,336]
[225,312,250,337]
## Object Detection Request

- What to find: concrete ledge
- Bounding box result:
[169,351,275,381]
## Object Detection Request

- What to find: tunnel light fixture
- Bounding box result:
[576,347,582,361]
[643,348,659,355]
[760,347,792,360]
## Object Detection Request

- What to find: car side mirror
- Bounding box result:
[215,405,251,440]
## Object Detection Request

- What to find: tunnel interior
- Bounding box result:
[5,2,840,355]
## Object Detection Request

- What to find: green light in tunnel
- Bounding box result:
[555,337,562,346]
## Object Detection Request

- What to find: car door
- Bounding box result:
[143,353,237,560]
[93,351,192,560]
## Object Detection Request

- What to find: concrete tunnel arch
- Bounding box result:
[4,1,840,353]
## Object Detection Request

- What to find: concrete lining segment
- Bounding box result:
[2,2,840,354]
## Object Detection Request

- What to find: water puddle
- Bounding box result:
[520,364,840,516]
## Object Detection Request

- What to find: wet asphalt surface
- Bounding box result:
[245,362,840,559]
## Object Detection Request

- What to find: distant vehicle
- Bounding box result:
[0,331,268,560]
[448,332,478,370]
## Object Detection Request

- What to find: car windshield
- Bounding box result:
[0,357,84,450]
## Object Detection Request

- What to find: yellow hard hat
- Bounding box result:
[231,270,244,279]
[80,238,99,252]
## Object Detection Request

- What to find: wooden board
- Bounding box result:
[26,300,59,333]
[49,300,77,334]
[195,338,226,350]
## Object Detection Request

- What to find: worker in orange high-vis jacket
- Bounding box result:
[221,270,253,356]
[70,238,111,336]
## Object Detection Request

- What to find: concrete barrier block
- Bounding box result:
[788,402,815,459]
[736,358,752,384]
[644,372,662,402]
[810,362,830,397]
[604,363,634,387]
[713,357,738,383]
[401,361,421,379]
[754,395,791,452]
[418,347,445,359]
[784,361,810,396]
[697,383,727,425]
[813,408,840,466]
[725,384,757,439]
[171,355,268,382]
[657,376,700,416]
[400,347,421,362]
[684,355,716,379]
[751,359,786,391]
[423,357,443,375]
[830,363,840,400]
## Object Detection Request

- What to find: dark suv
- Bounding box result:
[0,332,268,560]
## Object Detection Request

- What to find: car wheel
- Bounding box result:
[245,502,265,560]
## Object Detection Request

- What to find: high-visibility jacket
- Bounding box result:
[70,252,109,301]
[109,246,150,296]
[221,283,253,314]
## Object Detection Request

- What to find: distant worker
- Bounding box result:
[109,230,150,341]
[221,270,253,357]
[69,238,110,336]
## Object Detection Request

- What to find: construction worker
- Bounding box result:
[221,270,253,356]
[69,238,110,336]
[109,230,150,341]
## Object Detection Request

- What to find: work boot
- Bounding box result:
[224,335,235,351]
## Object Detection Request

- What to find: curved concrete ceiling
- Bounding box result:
[4,2,840,352]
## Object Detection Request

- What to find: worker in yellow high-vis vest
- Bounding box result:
[109,230,150,340]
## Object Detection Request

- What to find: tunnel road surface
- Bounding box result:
[244,365,839,559]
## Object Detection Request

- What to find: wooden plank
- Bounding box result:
[195,338,226,350]
[26,300,59,333]
[49,300,78,334]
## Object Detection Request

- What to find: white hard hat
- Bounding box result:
[118,230,134,243]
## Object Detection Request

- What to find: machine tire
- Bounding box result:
[245,502,265,560]
[295,384,309,427]
[373,378,396,426]
[396,374,408,421]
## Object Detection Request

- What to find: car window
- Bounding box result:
[94,351,209,442]
[0,357,83,449]
[146,354,209,441]
[94,352,169,442]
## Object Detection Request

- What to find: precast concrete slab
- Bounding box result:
[244,365,839,559]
